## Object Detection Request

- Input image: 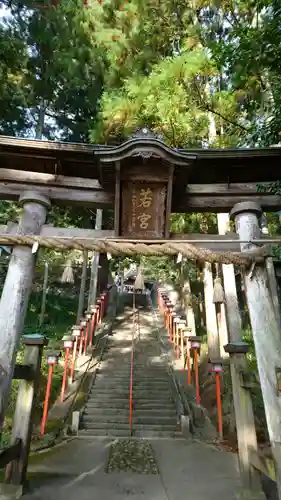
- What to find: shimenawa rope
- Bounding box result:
[0,234,270,266]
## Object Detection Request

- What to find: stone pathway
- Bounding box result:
[23,302,243,499]
[80,305,179,437]
[25,436,241,500]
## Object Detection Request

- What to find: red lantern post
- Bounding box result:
[209,359,224,439]
[41,350,60,435]
[60,335,73,402]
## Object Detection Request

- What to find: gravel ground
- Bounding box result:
[107,439,159,475]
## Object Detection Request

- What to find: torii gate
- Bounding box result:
[0,129,281,495]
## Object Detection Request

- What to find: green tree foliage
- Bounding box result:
[87,0,281,147]
[195,0,281,145]
[1,0,281,146]
[0,0,104,141]
[0,14,28,135]
[90,0,251,146]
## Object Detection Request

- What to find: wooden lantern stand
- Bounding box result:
[208,358,224,440]
[41,349,60,436]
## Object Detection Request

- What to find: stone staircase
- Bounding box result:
[79,309,179,438]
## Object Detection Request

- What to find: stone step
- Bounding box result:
[103,345,131,349]
[100,358,130,363]
[95,378,130,383]
[93,383,129,390]
[133,370,168,376]
[88,386,129,399]
[82,422,177,432]
[102,353,131,357]
[133,364,166,369]
[132,385,172,391]
[82,415,129,424]
[134,354,162,357]
[97,369,129,374]
[133,359,164,363]
[83,407,129,416]
[87,395,175,404]
[133,401,176,408]
[133,377,169,383]
[79,429,180,438]
[95,380,169,389]
[104,345,132,348]
[131,391,175,398]
[90,385,129,391]
[91,380,129,387]
[133,429,178,438]
[85,398,129,407]
[82,415,177,425]
[93,381,129,387]
[96,368,129,373]
[91,378,129,384]
[78,428,131,437]
[102,350,131,355]
[96,369,129,374]
[101,359,130,362]
[81,422,130,430]
[134,416,177,425]
[83,407,176,417]
[134,367,168,373]
[92,385,171,393]
[97,372,168,379]
[95,375,168,383]
[102,362,130,371]
[88,392,174,401]
[133,376,170,382]
[132,394,175,400]
[133,408,177,416]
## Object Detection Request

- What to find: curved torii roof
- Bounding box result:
[95,128,196,166]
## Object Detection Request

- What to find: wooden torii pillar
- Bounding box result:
[0,191,50,432]
[203,262,220,360]
[218,213,258,488]
[231,201,281,499]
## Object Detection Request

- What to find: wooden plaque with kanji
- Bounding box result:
[120,182,167,238]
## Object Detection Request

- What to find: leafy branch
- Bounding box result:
[192,80,250,133]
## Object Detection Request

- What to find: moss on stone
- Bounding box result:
[107,439,159,475]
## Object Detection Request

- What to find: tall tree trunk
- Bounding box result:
[88,209,103,308]
[35,98,45,139]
